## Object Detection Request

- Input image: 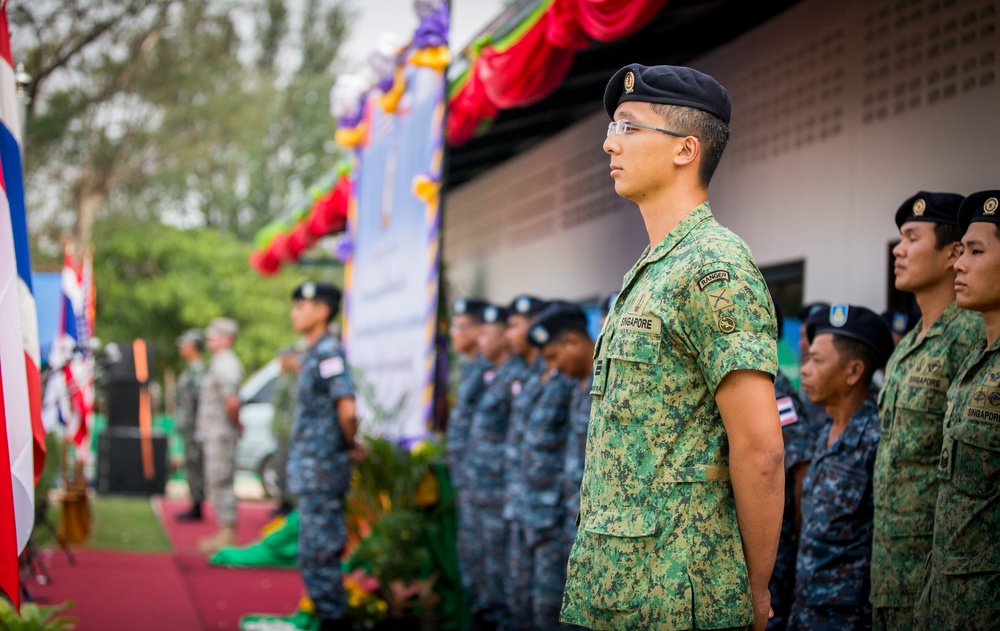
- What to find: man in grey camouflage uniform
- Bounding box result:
[175,328,206,522]
[871,191,982,630]
[197,317,244,554]
[790,305,894,630]
[561,64,784,631]
[914,190,1000,630]
[289,281,364,631]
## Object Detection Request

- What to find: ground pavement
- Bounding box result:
[25,498,305,631]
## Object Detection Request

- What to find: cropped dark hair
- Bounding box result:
[832,335,880,388]
[651,103,730,187]
[934,223,964,250]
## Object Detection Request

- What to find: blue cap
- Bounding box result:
[482,304,509,324]
[508,295,548,317]
[527,302,589,348]
[807,304,895,367]
[452,297,489,321]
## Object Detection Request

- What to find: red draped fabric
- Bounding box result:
[447,0,669,146]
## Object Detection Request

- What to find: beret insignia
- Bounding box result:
[912,198,926,216]
[624,71,635,94]
[986,197,998,216]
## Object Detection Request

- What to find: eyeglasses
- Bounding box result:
[606,120,695,139]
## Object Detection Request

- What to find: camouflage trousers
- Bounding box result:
[470,501,508,622]
[788,600,872,631]
[177,422,205,504]
[455,490,480,601]
[203,435,237,526]
[297,493,348,620]
[506,520,569,631]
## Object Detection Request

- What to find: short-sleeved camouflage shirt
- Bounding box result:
[196,348,244,440]
[560,202,778,630]
[872,304,984,608]
[914,336,1000,630]
[287,333,355,496]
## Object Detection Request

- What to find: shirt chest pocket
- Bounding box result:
[809,460,869,543]
[950,416,1000,499]
[894,381,948,460]
[602,330,663,425]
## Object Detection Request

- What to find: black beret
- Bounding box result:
[958,189,1000,234]
[452,297,489,320]
[293,282,342,309]
[602,292,619,316]
[527,302,589,348]
[798,302,830,323]
[807,304,895,368]
[481,304,509,324]
[881,308,920,336]
[604,63,731,125]
[894,191,964,229]
[508,295,548,317]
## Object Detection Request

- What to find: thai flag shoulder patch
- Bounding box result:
[777,396,798,426]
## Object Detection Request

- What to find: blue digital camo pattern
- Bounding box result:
[466,354,531,619]
[446,354,492,597]
[561,203,778,630]
[287,333,355,623]
[789,399,880,631]
[914,337,1000,631]
[507,370,577,631]
[563,376,593,550]
[297,493,348,620]
[504,357,548,520]
[871,304,983,628]
[767,371,812,631]
[287,333,355,496]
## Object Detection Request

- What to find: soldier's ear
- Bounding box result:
[844,358,865,387]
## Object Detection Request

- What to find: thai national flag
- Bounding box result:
[777,396,799,427]
[0,1,42,609]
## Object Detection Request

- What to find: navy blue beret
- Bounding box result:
[807,304,895,368]
[604,63,731,125]
[293,282,341,310]
[508,295,549,317]
[798,302,830,323]
[482,304,509,324]
[452,297,489,320]
[958,189,1000,234]
[894,191,964,229]
[528,302,589,348]
[881,308,919,336]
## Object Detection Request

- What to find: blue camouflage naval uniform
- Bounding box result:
[789,398,880,631]
[767,371,814,631]
[563,375,592,552]
[287,333,355,621]
[508,368,577,630]
[445,354,491,596]
[504,359,547,625]
[466,354,531,621]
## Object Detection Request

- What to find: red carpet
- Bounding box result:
[26,498,305,631]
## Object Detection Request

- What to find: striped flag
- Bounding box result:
[0,0,40,608]
[777,396,799,426]
[0,3,43,481]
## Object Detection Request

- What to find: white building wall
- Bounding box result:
[444,0,1000,310]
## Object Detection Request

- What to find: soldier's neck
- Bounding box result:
[303,325,327,347]
[638,187,707,247]
[824,386,869,446]
[984,309,1000,347]
[915,280,957,336]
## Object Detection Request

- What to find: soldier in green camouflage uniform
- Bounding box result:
[561,64,784,631]
[175,328,206,521]
[914,190,1000,630]
[871,192,983,630]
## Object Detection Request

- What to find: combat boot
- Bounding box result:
[175,502,203,522]
[198,525,236,554]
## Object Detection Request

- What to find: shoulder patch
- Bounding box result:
[707,286,734,312]
[319,356,345,378]
[626,291,652,315]
[697,270,731,291]
[777,396,798,426]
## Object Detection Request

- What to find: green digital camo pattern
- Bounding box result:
[914,337,1000,631]
[560,202,778,630]
[872,304,984,614]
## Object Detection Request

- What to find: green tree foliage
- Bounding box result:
[90,217,341,378]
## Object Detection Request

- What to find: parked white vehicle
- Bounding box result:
[236,358,281,497]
